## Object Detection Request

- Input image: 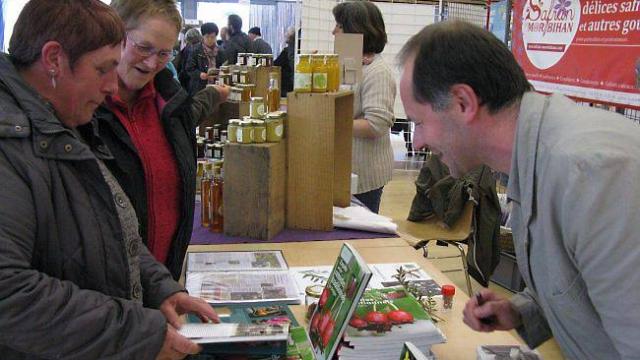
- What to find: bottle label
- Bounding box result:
[275,124,283,137]
[294,72,312,91]
[237,128,243,143]
[260,128,267,141]
[313,72,328,90]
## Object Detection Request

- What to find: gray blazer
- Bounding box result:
[508,92,640,359]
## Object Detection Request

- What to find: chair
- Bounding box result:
[403,201,475,295]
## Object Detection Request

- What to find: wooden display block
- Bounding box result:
[198,101,249,137]
[248,66,281,99]
[286,91,354,231]
[223,142,286,240]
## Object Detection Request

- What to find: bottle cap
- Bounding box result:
[441,284,455,297]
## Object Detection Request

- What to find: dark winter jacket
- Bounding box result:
[0,54,182,359]
[93,68,222,280]
[409,155,501,286]
[225,32,253,65]
[185,42,226,96]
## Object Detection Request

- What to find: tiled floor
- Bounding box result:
[379,166,564,359]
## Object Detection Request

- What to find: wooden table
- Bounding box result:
[188,237,522,359]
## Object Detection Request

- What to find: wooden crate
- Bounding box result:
[286,91,354,231]
[223,142,286,240]
[248,66,281,99]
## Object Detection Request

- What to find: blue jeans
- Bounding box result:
[354,187,384,214]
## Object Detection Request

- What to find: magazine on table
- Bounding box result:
[178,322,289,344]
[337,287,445,359]
[291,262,441,303]
[187,303,313,359]
[307,244,373,360]
[185,251,300,305]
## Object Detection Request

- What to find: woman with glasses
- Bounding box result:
[0,1,216,359]
[95,0,230,281]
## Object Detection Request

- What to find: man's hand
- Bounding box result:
[463,289,522,332]
[159,292,219,329]
[155,325,200,360]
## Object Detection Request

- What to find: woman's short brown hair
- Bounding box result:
[9,0,125,69]
[332,1,387,54]
[110,0,182,35]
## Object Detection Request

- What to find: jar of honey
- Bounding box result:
[237,120,254,144]
[227,119,241,143]
[252,120,266,143]
[266,112,284,143]
[327,54,340,92]
[250,97,266,118]
[312,54,328,93]
[294,54,312,93]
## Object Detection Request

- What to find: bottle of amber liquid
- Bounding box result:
[267,72,280,113]
[209,166,224,233]
[200,170,212,228]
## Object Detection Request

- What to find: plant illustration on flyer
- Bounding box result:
[512,0,640,108]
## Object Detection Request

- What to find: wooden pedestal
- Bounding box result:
[286,91,354,231]
[223,142,286,240]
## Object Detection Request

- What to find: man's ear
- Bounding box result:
[40,41,65,75]
[449,84,480,124]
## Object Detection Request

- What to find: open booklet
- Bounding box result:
[185,251,301,305]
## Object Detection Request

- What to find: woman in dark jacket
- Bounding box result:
[99,0,229,281]
[0,1,216,359]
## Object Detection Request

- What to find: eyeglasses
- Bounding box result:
[127,36,174,62]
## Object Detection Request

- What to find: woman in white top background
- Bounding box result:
[332,1,396,213]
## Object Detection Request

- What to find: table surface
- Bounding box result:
[188,237,522,360]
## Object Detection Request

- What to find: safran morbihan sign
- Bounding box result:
[512,0,640,108]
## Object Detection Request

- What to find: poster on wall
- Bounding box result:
[512,0,640,108]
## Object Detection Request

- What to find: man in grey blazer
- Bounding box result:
[399,21,640,359]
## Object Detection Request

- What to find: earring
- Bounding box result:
[49,69,57,89]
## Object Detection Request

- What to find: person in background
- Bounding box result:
[186,22,225,96]
[218,26,228,48]
[248,26,273,55]
[95,0,230,282]
[225,14,253,65]
[398,20,640,358]
[332,1,396,213]
[174,27,201,88]
[0,1,216,359]
[274,27,295,97]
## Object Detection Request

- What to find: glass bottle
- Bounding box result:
[294,55,312,93]
[227,119,240,143]
[209,166,224,233]
[328,54,340,92]
[200,170,212,228]
[252,120,266,143]
[312,54,328,93]
[267,72,280,113]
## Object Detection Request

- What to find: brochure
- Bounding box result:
[338,288,445,360]
[178,322,289,344]
[291,262,441,303]
[185,251,300,305]
[307,244,372,360]
[399,341,435,360]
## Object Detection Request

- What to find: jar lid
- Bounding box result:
[228,119,241,124]
[252,120,265,125]
[240,70,249,74]
[305,284,323,298]
[267,111,286,119]
[240,120,253,126]
[251,97,264,101]
[441,284,456,296]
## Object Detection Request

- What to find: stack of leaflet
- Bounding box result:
[185,250,300,305]
[337,288,445,359]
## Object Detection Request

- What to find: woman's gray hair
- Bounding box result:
[185,28,202,45]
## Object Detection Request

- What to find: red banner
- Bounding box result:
[512,0,640,108]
